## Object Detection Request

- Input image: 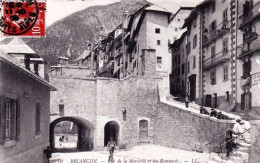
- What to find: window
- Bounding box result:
[157,40,161,46]
[155,28,160,34]
[140,54,144,75]
[226,91,229,101]
[59,104,64,117]
[187,42,191,55]
[223,38,228,54]
[210,69,216,85]
[194,18,197,28]
[210,21,217,36]
[223,9,228,24]
[211,45,216,57]
[139,120,148,139]
[117,58,120,66]
[5,99,11,140]
[193,55,196,69]
[193,34,197,48]
[187,61,190,73]
[35,103,41,135]
[157,57,162,64]
[182,63,185,74]
[2,98,20,141]
[223,66,228,81]
[212,2,215,13]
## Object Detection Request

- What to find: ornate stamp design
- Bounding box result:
[0,0,46,37]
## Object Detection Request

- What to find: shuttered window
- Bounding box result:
[0,96,20,144]
[35,103,41,135]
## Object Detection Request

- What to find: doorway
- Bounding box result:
[104,121,119,146]
[205,95,212,107]
[189,74,196,102]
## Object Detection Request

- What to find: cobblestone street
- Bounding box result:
[50,145,210,163]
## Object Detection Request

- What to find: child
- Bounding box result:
[107,137,116,162]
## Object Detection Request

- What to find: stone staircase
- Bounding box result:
[208,136,251,163]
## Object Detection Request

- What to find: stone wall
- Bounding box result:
[154,102,233,152]
[249,120,260,163]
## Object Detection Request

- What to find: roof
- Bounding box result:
[74,49,90,62]
[0,49,56,91]
[0,38,36,54]
[30,58,46,63]
[144,5,171,13]
[182,0,213,29]
[169,7,194,22]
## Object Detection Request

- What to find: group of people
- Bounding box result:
[225,119,249,157]
[200,107,233,120]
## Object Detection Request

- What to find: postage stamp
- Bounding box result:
[0,0,46,37]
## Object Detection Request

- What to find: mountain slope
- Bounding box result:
[26,0,147,65]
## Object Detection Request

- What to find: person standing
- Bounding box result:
[185,93,190,108]
[107,137,117,162]
[225,124,237,157]
[233,119,243,147]
[43,146,52,163]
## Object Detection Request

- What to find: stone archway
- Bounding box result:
[104,121,120,146]
[50,116,94,151]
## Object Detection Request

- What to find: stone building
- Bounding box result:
[237,0,260,118]
[181,1,210,104]
[95,3,192,80]
[170,32,188,99]
[0,39,56,163]
[202,0,237,110]
[170,0,256,114]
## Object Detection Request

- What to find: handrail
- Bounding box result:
[207,127,250,161]
[218,128,250,149]
[206,132,226,146]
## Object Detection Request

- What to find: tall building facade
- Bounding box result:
[170,0,260,118]
[202,0,235,110]
[237,0,260,118]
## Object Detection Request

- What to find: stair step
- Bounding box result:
[229,156,248,163]
[244,139,251,144]
[239,142,251,148]
[231,151,249,158]
[237,147,250,153]
[212,156,234,163]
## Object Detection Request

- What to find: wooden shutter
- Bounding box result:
[241,93,245,110]
[0,96,6,144]
[16,99,20,140]
[249,93,252,110]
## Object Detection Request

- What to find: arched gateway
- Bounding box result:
[50,116,94,151]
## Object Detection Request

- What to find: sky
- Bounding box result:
[47,0,204,26]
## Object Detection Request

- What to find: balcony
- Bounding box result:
[203,50,230,70]
[237,35,260,59]
[240,1,260,29]
[114,51,123,59]
[240,75,251,88]
[203,21,230,46]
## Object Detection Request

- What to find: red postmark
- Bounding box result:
[0,0,45,37]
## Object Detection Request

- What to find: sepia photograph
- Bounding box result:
[0,0,260,163]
